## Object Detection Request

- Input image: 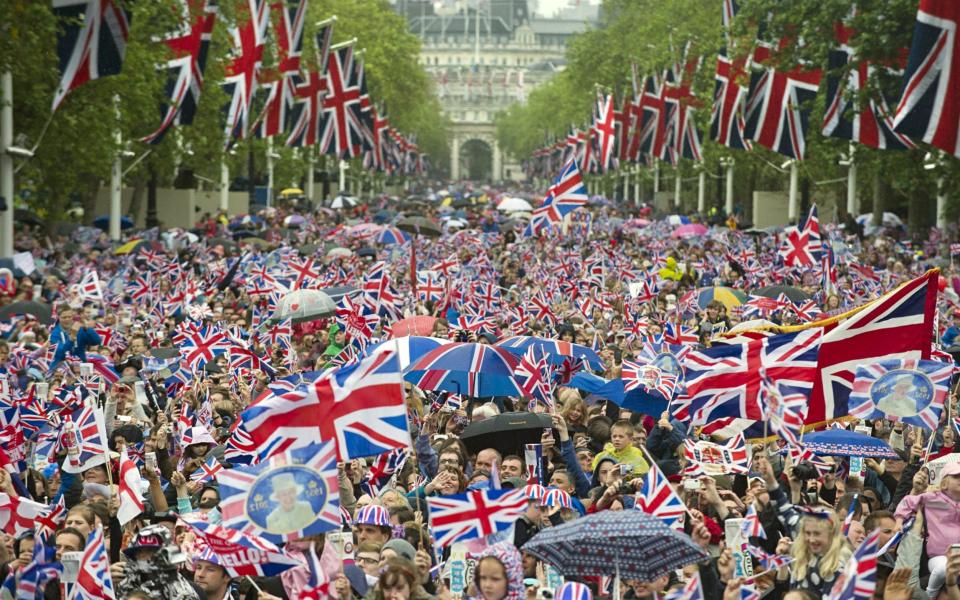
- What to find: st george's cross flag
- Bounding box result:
[117,446,144,526]
[634,462,686,531]
[183,518,304,577]
[848,358,952,430]
[0,493,48,537]
[426,488,527,548]
[217,441,340,545]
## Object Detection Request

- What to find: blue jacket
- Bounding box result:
[50,322,102,364]
[558,439,592,499]
[943,325,960,348]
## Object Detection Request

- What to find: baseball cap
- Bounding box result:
[940,461,960,479]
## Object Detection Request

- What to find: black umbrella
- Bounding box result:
[752,285,811,303]
[150,347,181,359]
[0,301,53,324]
[397,216,442,238]
[356,247,377,258]
[460,412,554,456]
[321,285,360,303]
[14,209,44,228]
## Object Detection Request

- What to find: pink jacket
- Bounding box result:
[894,490,960,556]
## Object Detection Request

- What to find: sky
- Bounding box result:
[533,0,599,18]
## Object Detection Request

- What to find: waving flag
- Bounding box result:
[222,0,269,142]
[0,493,48,537]
[525,160,589,236]
[848,358,951,430]
[827,529,881,600]
[217,441,341,544]
[663,572,704,600]
[73,528,116,600]
[747,544,793,570]
[634,462,685,531]
[426,488,527,547]
[741,504,766,540]
[184,518,303,577]
[318,46,365,158]
[51,0,131,111]
[6,537,61,600]
[117,446,143,526]
[514,345,554,407]
[684,434,750,477]
[61,404,109,474]
[177,323,229,371]
[762,378,807,446]
[191,454,225,483]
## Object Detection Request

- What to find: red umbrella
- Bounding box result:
[390,316,437,337]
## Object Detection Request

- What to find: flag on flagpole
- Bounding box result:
[426,489,527,547]
[72,527,116,599]
[117,446,144,526]
[635,461,686,531]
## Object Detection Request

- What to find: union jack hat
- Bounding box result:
[522,484,546,501]
[354,505,391,528]
[540,488,572,509]
[556,582,592,600]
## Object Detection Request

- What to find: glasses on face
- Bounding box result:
[356,555,379,565]
[439,458,460,466]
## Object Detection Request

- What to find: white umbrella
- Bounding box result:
[497,197,534,212]
[326,247,354,259]
[445,218,469,229]
[856,212,903,227]
[274,289,337,322]
[330,195,357,209]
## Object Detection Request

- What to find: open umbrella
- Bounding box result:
[273,289,336,322]
[404,342,522,398]
[92,215,134,230]
[670,223,708,239]
[376,227,411,245]
[688,286,747,310]
[330,195,357,209]
[391,316,437,337]
[284,215,307,228]
[753,285,811,303]
[363,336,449,372]
[522,510,707,582]
[459,412,554,456]
[496,336,605,371]
[280,188,304,197]
[397,216,442,238]
[496,197,533,212]
[0,301,53,324]
[320,285,360,303]
[15,209,44,228]
[326,247,353,259]
[240,237,271,249]
[795,429,899,459]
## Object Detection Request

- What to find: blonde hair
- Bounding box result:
[791,514,850,582]
[559,394,587,426]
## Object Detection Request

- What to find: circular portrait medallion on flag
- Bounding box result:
[868,369,934,418]
[652,352,682,379]
[245,465,330,535]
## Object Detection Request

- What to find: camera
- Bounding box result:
[792,461,821,481]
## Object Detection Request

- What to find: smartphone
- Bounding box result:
[619,463,631,477]
[145,451,158,473]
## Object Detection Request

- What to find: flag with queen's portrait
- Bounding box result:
[848,358,952,430]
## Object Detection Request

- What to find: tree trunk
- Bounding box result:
[127,179,145,227]
[872,169,883,228]
[146,169,159,228]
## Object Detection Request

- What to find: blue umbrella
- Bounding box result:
[364,336,449,372]
[522,510,707,581]
[796,429,899,459]
[376,227,411,245]
[566,372,670,416]
[496,336,605,371]
[92,215,134,230]
[405,342,522,397]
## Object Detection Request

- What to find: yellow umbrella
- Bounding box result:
[280,188,304,197]
[441,197,452,207]
[114,239,144,255]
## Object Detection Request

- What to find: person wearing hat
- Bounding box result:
[895,460,960,598]
[265,472,316,533]
[354,504,393,545]
[194,548,239,600]
[116,524,204,599]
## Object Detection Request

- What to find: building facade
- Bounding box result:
[392,0,597,181]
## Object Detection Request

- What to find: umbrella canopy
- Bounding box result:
[497,197,534,212]
[753,285,812,303]
[670,223,708,239]
[390,316,437,337]
[330,195,357,209]
[405,342,522,398]
[320,285,360,303]
[397,216,442,238]
[522,510,707,581]
[856,212,903,227]
[690,286,747,310]
[114,239,148,255]
[363,336,449,372]
[372,209,396,223]
[356,247,377,258]
[240,236,271,248]
[496,336,605,371]
[0,301,53,324]
[460,412,555,456]
[274,289,337,323]
[326,247,353,259]
[799,429,899,459]
[624,218,651,229]
[15,209,44,228]
[92,215,134,230]
[284,215,307,228]
[666,215,691,226]
[280,188,304,197]
[376,227,411,245]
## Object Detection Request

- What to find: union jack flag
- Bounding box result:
[741,503,766,539]
[592,92,617,173]
[184,518,303,577]
[3,536,61,600]
[514,345,554,408]
[35,496,67,543]
[787,443,833,477]
[191,454,225,483]
[828,529,881,600]
[318,46,365,157]
[683,434,751,477]
[681,328,821,425]
[360,448,408,497]
[525,159,589,237]
[622,361,679,400]
[663,572,704,600]
[747,544,793,570]
[635,75,662,158]
[848,358,952,430]
[222,0,269,142]
[51,0,131,111]
[253,0,307,139]
[177,322,229,371]
[284,18,332,146]
[426,488,527,548]
[712,51,753,150]
[821,17,914,150]
[893,1,960,157]
[73,528,115,600]
[335,295,379,349]
[416,271,445,303]
[634,462,685,531]
[762,378,807,446]
[140,0,218,144]
[217,441,340,544]
[61,404,109,474]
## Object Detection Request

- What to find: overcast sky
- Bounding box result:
[533,0,599,17]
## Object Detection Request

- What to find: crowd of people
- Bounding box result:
[0,187,957,600]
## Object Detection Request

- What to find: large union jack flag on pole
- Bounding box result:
[893,1,960,157]
[524,159,589,236]
[52,0,131,112]
[222,0,269,143]
[711,52,753,150]
[140,0,217,144]
[426,488,527,548]
[285,19,334,147]
[318,45,365,158]
[253,0,308,139]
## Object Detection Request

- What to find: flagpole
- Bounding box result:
[0,71,16,259]
[109,95,123,241]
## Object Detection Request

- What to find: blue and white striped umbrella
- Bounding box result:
[496,336,605,371]
[363,336,449,372]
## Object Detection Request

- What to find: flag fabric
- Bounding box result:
[525,160,589,236]
[254,0,308,139]
[634,462,686,531]
[35,496,67,542]
[683,434,751,477]
[762,378,808,446]
[806,270,938,425]
[426,488,527,547]
[741,504,766,539]
[827,529,881,600]
[117,446,144,526]
[72,527,116,600]
[191,454,225,483]
[712,51,752,150]
[61,405,109,474]
[848,358,952,430]
[0,493,48,537]
[514,345,554,408]
[525,443,543,485]
[217,441,341,544]
[9,537,62,600]
[747,544,793,570]
[892,1,960,158]
[51,0,131,112]
[663,572,704,600]
[184,518,303,577]
[221,0,269,142]
[318,46,364,158]
[842,494,858,536]
[302,541,332,600]
[79,271,104,303]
